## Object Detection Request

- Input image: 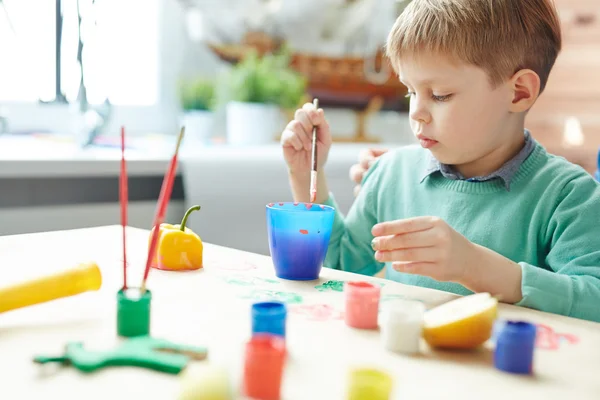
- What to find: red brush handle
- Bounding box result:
[142,156,177,281]
[141,127,185,290]
[120,126,128,289]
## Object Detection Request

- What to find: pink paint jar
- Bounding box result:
[344,281,381,329]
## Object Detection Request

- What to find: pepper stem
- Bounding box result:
[180,205,201,231]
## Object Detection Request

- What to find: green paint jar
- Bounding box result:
[117,288,152,337]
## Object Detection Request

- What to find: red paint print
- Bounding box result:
[290,304,344,321]
[304,203,313,210]
[535,323,580,350]
[279,203,284,206]
[299,229,308,235]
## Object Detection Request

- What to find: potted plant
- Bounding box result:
[217,48,307,145]
[179,77,216,145]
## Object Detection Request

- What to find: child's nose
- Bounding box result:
[409,102,431,125]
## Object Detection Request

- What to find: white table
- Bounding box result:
[1,226,599,399]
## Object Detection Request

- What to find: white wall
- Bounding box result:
[0,201,185,237]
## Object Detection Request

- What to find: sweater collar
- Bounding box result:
[420,129,535,191]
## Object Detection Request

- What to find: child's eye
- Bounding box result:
[432,94,452,102]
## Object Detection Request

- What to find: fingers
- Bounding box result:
[349,163,366,184]
[280,122,304,151]
[283,103,331,152]
[374,247,437,263]
[290,119,312,150]
[301,103,332,146]
[358,147,389,169]
[358,148,376,169]
[371,228,439,251]
[294,109,314,151]
[371,148,389,158]
[372,216,440,237]
[392,262,437,275]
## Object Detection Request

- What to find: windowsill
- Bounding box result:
[0,132,414,178]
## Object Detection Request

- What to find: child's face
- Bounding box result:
[398,53,517,175]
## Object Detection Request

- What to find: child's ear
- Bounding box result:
[508,69,541,112]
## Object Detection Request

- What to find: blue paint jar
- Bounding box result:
[494,320,537,374]
[252,301,287,338]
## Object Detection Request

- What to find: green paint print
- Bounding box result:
[223,275,280,287]
[314,280,345,292]
[240,289,303,304]
[315,279,386,292]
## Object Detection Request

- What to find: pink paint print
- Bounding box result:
[290,304,344,321]
[535,323,580,350]
[304,203,313,210]
[268,203,274,207]
[293,202,299,206]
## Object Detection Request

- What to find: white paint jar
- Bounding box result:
[380,300,425,355]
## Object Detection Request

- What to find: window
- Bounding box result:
[0,0,55,102]
[0,0,172,134]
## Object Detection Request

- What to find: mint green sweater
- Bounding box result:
[323,143,600,323]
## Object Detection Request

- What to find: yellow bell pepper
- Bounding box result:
[150,205,203,271]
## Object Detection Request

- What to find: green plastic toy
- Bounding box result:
[33,336,208,374]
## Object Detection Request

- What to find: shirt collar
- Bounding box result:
[420,130,535,191]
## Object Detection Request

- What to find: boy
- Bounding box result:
[280,0,600,323]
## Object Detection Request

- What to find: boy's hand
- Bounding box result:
[349,148,389,196]
[280,102,332,175]
[370,216,475,282]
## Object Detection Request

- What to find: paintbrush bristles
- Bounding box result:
[175,126,185,152]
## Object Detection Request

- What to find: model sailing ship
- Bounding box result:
[179,0,410,112]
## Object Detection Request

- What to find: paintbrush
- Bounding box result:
[140,127,185,293]
[309,98,319,203]
[120,126,128,290]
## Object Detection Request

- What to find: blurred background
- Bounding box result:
[0,0,598,255]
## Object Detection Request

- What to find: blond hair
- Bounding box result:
[386,0,562,92]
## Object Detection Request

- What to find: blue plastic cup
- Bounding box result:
[266,202,335,280]
[252,301,287,338]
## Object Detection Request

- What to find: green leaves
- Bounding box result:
[219,48,307,109]
[179,78,216,111]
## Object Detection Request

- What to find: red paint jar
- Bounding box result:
[344,281,381,329]
[243,334,286,400]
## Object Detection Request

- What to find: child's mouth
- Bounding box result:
[419,138,438,148]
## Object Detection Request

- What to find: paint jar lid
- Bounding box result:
[347,367,393,400]
[381,300,425,325]
[117,288,152,337]
[252,301,286,319]
[496,320,536,342]
[252,301,287,337]
[344,281,381,302]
